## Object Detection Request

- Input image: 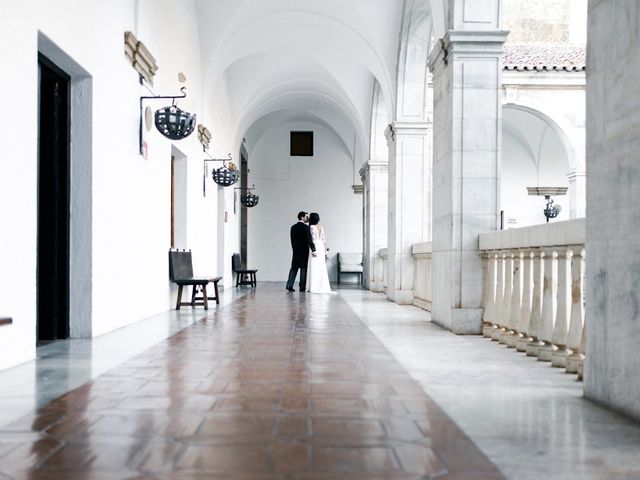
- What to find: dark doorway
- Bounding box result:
[37,54,70,343]
[240,148,248,268]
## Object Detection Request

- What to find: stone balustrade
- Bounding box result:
[479,219,586,378]
[412,242,432,312]
[379,248,388,293]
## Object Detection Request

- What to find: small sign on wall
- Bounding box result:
[224,211,228,223]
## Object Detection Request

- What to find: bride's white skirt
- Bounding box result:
[306,239,334,293]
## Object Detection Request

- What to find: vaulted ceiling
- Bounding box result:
[193,0,405,164]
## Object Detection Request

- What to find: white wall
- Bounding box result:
[246,121,362,283]
[0,0,233,371]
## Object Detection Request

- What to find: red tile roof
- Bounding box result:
[503,44,585,71]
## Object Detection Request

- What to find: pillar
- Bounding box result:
[386,122,431,304]
[361,161,388,292]
[429,25,509,333]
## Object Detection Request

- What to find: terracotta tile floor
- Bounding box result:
[0,285,504,479]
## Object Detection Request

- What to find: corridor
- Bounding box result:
[1,285,639,479]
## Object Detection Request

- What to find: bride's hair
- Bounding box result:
[309,212,320,225]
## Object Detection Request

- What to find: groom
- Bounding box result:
[286,211,316,292]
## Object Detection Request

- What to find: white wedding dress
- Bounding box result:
[306,224,334,293]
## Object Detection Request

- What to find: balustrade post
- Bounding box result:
[493,251,513,341]
[504,249,524,347]
[551,247,573,367]
[566,247,585,374]
[482,251,497,337]
[490,251,506,340]
[526,249,545,356]
[538,248,559,361]
[577,321,586,380]
[516,249,534,351]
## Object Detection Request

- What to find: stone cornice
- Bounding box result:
[359,160,388,181]
[429,29,509,73]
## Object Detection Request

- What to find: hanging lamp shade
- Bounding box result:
[212,165,238,187]
[240,192,259,207]
[154,105,196,140]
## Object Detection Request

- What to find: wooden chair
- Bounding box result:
[337,252,363,285]
[232,253,258,287]
[169,250,222,310]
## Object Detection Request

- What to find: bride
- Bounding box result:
[306,213,334,293]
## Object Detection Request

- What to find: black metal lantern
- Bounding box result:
[154,105,196,140]
[543,195,561,222]
[241,191,259,207]
[526,187,567,224]
[212,165,239,187]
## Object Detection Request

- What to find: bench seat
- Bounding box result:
[170,250,222,310]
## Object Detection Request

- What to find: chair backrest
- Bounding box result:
[169,250,194,281]
[231,253,241,272]
[338,252,363,265]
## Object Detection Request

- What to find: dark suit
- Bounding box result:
[286,221,316,290]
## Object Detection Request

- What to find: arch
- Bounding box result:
[244,109,354,166]
[395,0,433,122]
[233,86,367,169]
[202,8,396,121]
[503,100,585,174]
[502,103,584,222]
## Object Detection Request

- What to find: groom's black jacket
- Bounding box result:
[290,222,316,268]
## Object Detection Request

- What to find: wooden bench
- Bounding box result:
[232,253,258,287]
[337,252,363,285]
[169,250,222,310]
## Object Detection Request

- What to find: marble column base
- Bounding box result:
[577,361,584,381]
[516,336,533,352]
[526,339,545,357]
[369,282,384,293]
[566,352,585,374]
[537,343,556,362]
[551,347,569,368]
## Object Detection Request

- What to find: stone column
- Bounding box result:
[568,169,586,218]
[360,161,388,292]
[428,29,508,334]
[386,122,431,304]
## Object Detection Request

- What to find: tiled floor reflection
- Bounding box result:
[0,285,503,479]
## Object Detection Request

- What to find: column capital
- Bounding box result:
[567,169,586,180]
[390,121,431,136]
[359,160,389,182]
[428,29,509,74]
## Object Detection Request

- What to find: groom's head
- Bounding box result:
[297,211,307,221]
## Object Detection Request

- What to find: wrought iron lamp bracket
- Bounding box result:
[139,87,188,154]
[203,154,237,196]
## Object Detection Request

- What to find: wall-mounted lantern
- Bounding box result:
[236,185,260,207]
[527,186,568,223]
[203,154,239,196]
[139,86,196,155]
